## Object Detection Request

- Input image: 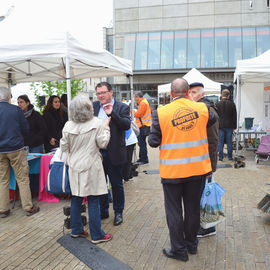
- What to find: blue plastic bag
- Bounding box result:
[200,180,226,229]
[46,161,71,194]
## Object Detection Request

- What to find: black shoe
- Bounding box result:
[162,248,188,262]
[187,246,197,255]
[101,213,109,219]
[197,227,216,238]
[114,214,123,226]
[137,160,149,165]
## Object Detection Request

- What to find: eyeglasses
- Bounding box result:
[96,91,109,96]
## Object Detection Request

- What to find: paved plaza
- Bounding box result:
[1,147,270,270]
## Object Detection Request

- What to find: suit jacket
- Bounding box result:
[93,100,131,166]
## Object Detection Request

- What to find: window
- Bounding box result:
[123,34,136,68]
[160,32,174,69]
[267,0,269,8]
[148,32,161,70]
[201,29,214,68]
[135,33,148,70]
[215,28,228,67]
[187,30,200,68]
[174,31,187,68]
[106,35,114,54]
[256,26,270,55]
[126,25,270,71]
[229,28,242,67]
[242,27,256,59]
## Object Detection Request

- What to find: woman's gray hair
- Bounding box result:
[69,94,93,123]
[0,87,11,101]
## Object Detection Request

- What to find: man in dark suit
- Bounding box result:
[93,82,131,226]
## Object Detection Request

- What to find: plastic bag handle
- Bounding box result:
[206,174,214,184]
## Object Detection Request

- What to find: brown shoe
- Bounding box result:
[0,210,10,218]
[26,204,40,216]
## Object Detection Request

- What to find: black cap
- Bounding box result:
[189,82,204,88]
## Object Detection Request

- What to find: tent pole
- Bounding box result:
[236,75,241,157]
[66,56,72,110]
[129,75,134,120]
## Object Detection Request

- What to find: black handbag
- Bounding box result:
[139,118,150,136]
[140,125,150,136]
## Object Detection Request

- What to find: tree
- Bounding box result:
[31,80,86,112]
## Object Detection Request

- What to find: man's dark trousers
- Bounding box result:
[138,130,148,163]
[99,151,124,216]
[162,177,204,254]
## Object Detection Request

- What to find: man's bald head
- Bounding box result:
[171,78,189,98]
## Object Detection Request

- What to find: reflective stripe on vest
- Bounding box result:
[160,138,208,150]
[160,153,210,165]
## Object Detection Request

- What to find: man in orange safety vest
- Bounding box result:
[148,78,216,262]
[134,92,152,165]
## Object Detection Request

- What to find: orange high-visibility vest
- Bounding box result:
[157,97,211,179]
[135,97,152,128]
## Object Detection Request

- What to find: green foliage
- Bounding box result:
[31,80,86,113]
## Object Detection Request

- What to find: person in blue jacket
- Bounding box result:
[0,87,40,218]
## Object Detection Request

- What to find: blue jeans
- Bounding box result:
[218,128,233,160]
[70,195,105,241]
[28,144,43,193]
[99,151,125,216]
[138,132,148,163]
[29,144,44,154]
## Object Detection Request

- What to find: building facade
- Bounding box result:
[108,0,270,103]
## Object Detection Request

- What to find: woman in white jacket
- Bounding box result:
[60,95,112,244]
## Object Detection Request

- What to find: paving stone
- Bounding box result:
[1,149,270,269]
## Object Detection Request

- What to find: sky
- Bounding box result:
[0,0,113,49]
[0,0,113,104]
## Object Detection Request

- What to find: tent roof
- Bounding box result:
[234,49,270,83]
[158,68,221,94]
[0,30,132,86]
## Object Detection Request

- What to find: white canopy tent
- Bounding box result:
[0,32,133,107]
[158,68,222,95]
[234,49,270,155]
[0,12,133,108]
[234,50,270,128]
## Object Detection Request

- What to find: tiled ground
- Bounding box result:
[1,147,270,270]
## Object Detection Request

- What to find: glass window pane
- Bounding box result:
[229,28,242,67]
[161,32,174,69]
[123,34,136,68]
[187,30,200,68]
[148,32,161,69]
[135,33,148,70]
[256,26,270,55]
[107,35,114,54]
[174,31,187,69]
[215,28,228,67]
[242,28,256,59]
[201,29,214,68]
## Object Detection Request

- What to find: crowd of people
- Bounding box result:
[0,79,236,259]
